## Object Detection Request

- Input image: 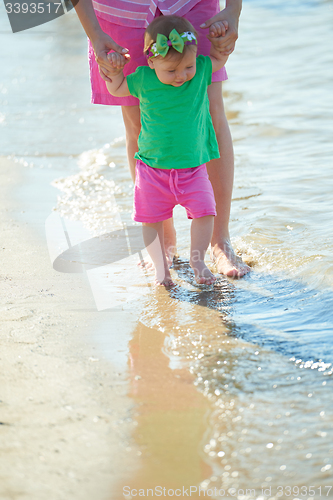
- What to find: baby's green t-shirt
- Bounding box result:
[127,55,220,170]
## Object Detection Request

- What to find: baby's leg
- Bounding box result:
[190,216,216,285]
[138,217,176,271]
[142,222,174,287]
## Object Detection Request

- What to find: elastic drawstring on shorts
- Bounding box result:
[168,169,185,202]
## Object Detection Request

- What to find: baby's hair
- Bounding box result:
[144,15,198,59]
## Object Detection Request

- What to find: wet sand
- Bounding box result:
[0,157,138,499]
[0,156,219,498]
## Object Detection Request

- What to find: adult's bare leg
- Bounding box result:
[207,82,250,277]
[121,105,141,182]
[121,105,177,264]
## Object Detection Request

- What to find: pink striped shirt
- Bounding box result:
[92,0,202,28]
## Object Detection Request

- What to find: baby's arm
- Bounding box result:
[209,21,229,73]
[105,52,131,97]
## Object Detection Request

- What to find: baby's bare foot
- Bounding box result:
[138,257,154,271]
[190,259,216,285]
[154,276,175,287]
[154,265,175,287]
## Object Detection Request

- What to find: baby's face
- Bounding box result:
[148,48,197,87]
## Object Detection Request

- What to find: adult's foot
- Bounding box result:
[190,259,216,285]
[210,240,251,278]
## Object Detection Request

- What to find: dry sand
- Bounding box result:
[0,157,136,500]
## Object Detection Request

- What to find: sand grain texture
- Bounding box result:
[0,158,133,500]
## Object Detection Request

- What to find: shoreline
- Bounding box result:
[0,156,223,499]
[0,156,137,499]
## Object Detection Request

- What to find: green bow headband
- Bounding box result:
[147,29,197,59]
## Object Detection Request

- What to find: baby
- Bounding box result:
[106,15,228,286]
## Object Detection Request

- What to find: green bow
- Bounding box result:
[155,29,185,58]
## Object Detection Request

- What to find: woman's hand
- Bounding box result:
[91,32,130,82]
[200,4,241,55]
[73,0,130,82]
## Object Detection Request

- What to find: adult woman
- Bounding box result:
[74,0,250,277]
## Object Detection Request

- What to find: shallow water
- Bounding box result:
[1,0,333,498]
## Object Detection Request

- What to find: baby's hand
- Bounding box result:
[209,20,228,38]
[106,51,129,74]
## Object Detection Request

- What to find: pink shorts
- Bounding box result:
[133,160,216,223]
[89,0,228,106]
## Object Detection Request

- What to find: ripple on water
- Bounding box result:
[164,321,333,495]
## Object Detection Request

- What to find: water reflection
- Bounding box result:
[134,267,333,496]
[114,320,213,498]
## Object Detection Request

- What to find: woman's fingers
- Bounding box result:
[224,46,235,55]
[93,33,128,70]
[208,33,236,54]
[98,65,113,83]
